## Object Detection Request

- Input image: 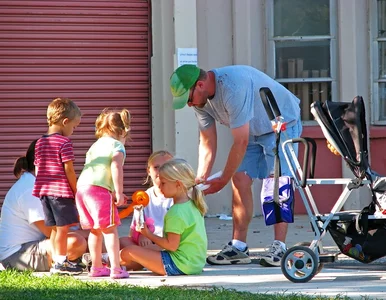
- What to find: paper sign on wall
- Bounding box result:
[177,48,197,67]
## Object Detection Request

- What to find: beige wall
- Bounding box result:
[196,0,266,215]
[337,0,371,210]
[151,0,372,214]
[151,0,175,153]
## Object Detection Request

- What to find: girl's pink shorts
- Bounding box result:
[76,185,121,230]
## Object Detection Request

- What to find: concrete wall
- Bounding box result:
[337,0,371,209]
[151,0,175,152]
[195,0,266,215]
[151,0,374,215]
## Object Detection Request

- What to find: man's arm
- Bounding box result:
[197,122,217,181]
[33,220,51,237]
[204,122,249,195]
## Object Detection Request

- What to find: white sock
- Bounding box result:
[275,240,286,250]
[55,255,67,264]
[232,239,247,251]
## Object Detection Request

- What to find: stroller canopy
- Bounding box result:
[311,97,369,179]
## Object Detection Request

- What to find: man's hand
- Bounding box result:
[195,176,206,184]
[202,177,228,195]
[201,123,249,195]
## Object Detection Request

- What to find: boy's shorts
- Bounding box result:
[160,251,185,276]
[237,119,302,179]
[76,185,121,230]
[40,195,79,227]
[0,239,50,271]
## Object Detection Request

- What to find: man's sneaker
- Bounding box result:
[259,240,286,267]
[50,259,84,275]
[82,253,109,271]
[206,242,251,265]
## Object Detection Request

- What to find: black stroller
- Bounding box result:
[260,88,386,283]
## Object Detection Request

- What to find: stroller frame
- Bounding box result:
[260,88,386,283]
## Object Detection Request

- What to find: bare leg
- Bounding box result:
[119,237,143,270]
[55,225,70,256]
[101,226,121,271]
[89,229,103,268]
[71,228,90,240]
[231,172,254,242]
[50,227,57,259]
[120,245,165,275]
[119,237,161,270]
[119,236,134,249]
[72,229,108,253]
[274,222,288,243]
[43,239,53,267]
[66,232,87,261]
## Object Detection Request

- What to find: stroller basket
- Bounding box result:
[260,88,386,283]
[328,215,386,263]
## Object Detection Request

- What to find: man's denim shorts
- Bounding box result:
[237,119,302,179]
[160,251,185,276]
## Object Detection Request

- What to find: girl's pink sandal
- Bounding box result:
[88,266,110,277]
[110,267,129,279]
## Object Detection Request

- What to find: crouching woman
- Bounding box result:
[0,140,87,272]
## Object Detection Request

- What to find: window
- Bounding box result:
[266,0,337,121]
[371,0,386,123]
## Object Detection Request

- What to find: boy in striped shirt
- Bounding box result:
[33,98,83,275]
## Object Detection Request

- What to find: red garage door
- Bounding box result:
[0,0,152,207]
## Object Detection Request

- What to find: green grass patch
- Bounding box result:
[0,269,353,300]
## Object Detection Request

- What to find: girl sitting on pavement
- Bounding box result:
[119,150,174,271]
[120,158,208,275]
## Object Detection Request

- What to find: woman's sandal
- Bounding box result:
[110,267,129,279]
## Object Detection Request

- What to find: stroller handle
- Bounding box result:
[291,137,317,187]
[259,87,282,121]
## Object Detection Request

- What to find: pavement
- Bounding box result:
[32,215,386,299]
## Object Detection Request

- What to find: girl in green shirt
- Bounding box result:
[120,158,208,275]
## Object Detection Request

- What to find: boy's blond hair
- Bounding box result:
[47,98,82,126]
[95,108,131,139]
[159,158,208,216]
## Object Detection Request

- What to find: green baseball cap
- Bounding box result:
[170,64,200,110]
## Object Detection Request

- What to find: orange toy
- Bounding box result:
[118,190,150,219]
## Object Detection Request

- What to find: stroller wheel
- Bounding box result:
[294,242,324,275]
[281,246,319,283]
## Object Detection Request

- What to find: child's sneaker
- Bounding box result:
[110,267,129,279]
[50,258,84,275]
[70,257,87,271]
[88,266,111,277]
[206,242,251,265]
[259,240,286,267]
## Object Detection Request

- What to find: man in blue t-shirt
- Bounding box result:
[169,64,302,267]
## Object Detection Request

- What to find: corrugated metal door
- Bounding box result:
[0,0,152,207]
